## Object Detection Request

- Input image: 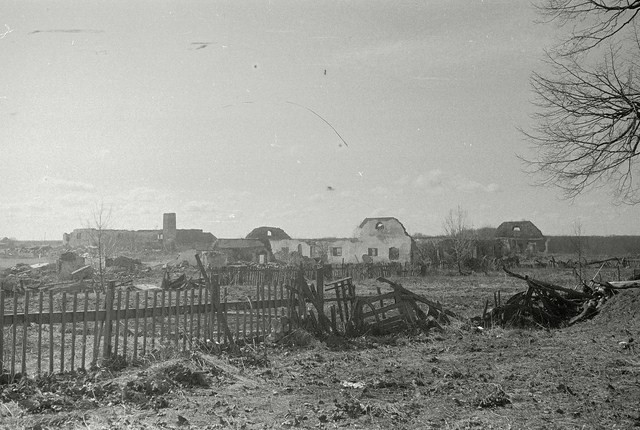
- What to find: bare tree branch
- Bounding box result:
[537,0,640,54]
[524,1,640,203]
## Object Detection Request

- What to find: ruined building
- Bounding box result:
[494,220,546,254]
[268,217,416,264]
[63,213,215,251]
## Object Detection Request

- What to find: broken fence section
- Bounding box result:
[286,272,458,336]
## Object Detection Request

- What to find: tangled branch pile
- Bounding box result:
[480,268,614,329]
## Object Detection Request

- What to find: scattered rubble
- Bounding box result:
[105,256,142,271]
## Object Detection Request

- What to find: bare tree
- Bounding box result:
[443,206,477,275]
[524,1,640,202]
[86,202,116,290]
[570,219,589,280]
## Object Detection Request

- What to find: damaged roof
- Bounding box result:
[246,226,291,241]
[495,221,544,239]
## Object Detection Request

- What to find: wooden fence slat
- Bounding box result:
[37,291,43,375]
[92,291,101,365]
[256,285,261,339]
[71,293,78,372]
[196,286,202,342]
[249,297,254,337]
[203,287,209,340]
[12,290,17,377]
[142,290,149,357]
[151,290,158,350]
[188,288,194,350]
[214,284,220,343]
[60,292,66,373]
[114,289,122,356]
[82,291,88,371]
[182,289,188,351]
[49,291,54,374]
[21,290,29,376]
[103,282,115,359]
[173,290,179,350]
[242,302,247,338]
[235,296,240,339]
[160,289,166,344]
[267,282,272,329]
[123,290,130,360]
[133,292,140,361]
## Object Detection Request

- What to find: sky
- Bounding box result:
[1,0,639,241]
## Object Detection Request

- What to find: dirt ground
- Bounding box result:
[1,270,639,429]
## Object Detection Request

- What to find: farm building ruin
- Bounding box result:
[494,220,546,255]
[268,217,416,265]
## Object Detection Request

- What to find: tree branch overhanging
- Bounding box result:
[522,26,640,202]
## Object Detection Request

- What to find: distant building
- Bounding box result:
[63,213,215,251]
[351,217,415,264]
[494,220,546,254]
[267,217,415,265]
[0,237,14,254]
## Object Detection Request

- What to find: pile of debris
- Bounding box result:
[479,268,640,329]
[106,256,143,271]
[160,271,205,290]
[1,262,59,293]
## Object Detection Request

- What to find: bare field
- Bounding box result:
[1,269,639,429]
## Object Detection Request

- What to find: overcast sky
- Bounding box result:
[2,0,638,240]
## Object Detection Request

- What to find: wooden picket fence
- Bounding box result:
[1,264,420,380]
[0,279,294,380]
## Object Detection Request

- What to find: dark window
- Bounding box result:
[331,247,342,257]
[368,248,378,257]
[297,244,303,254]
[281,246,289,254]
[77,232,82,240]
[389,247,399,260]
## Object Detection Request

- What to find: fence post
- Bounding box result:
[103,281,115,359]
[316,265,324,310]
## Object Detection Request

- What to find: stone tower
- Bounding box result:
[162,213,177,249]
